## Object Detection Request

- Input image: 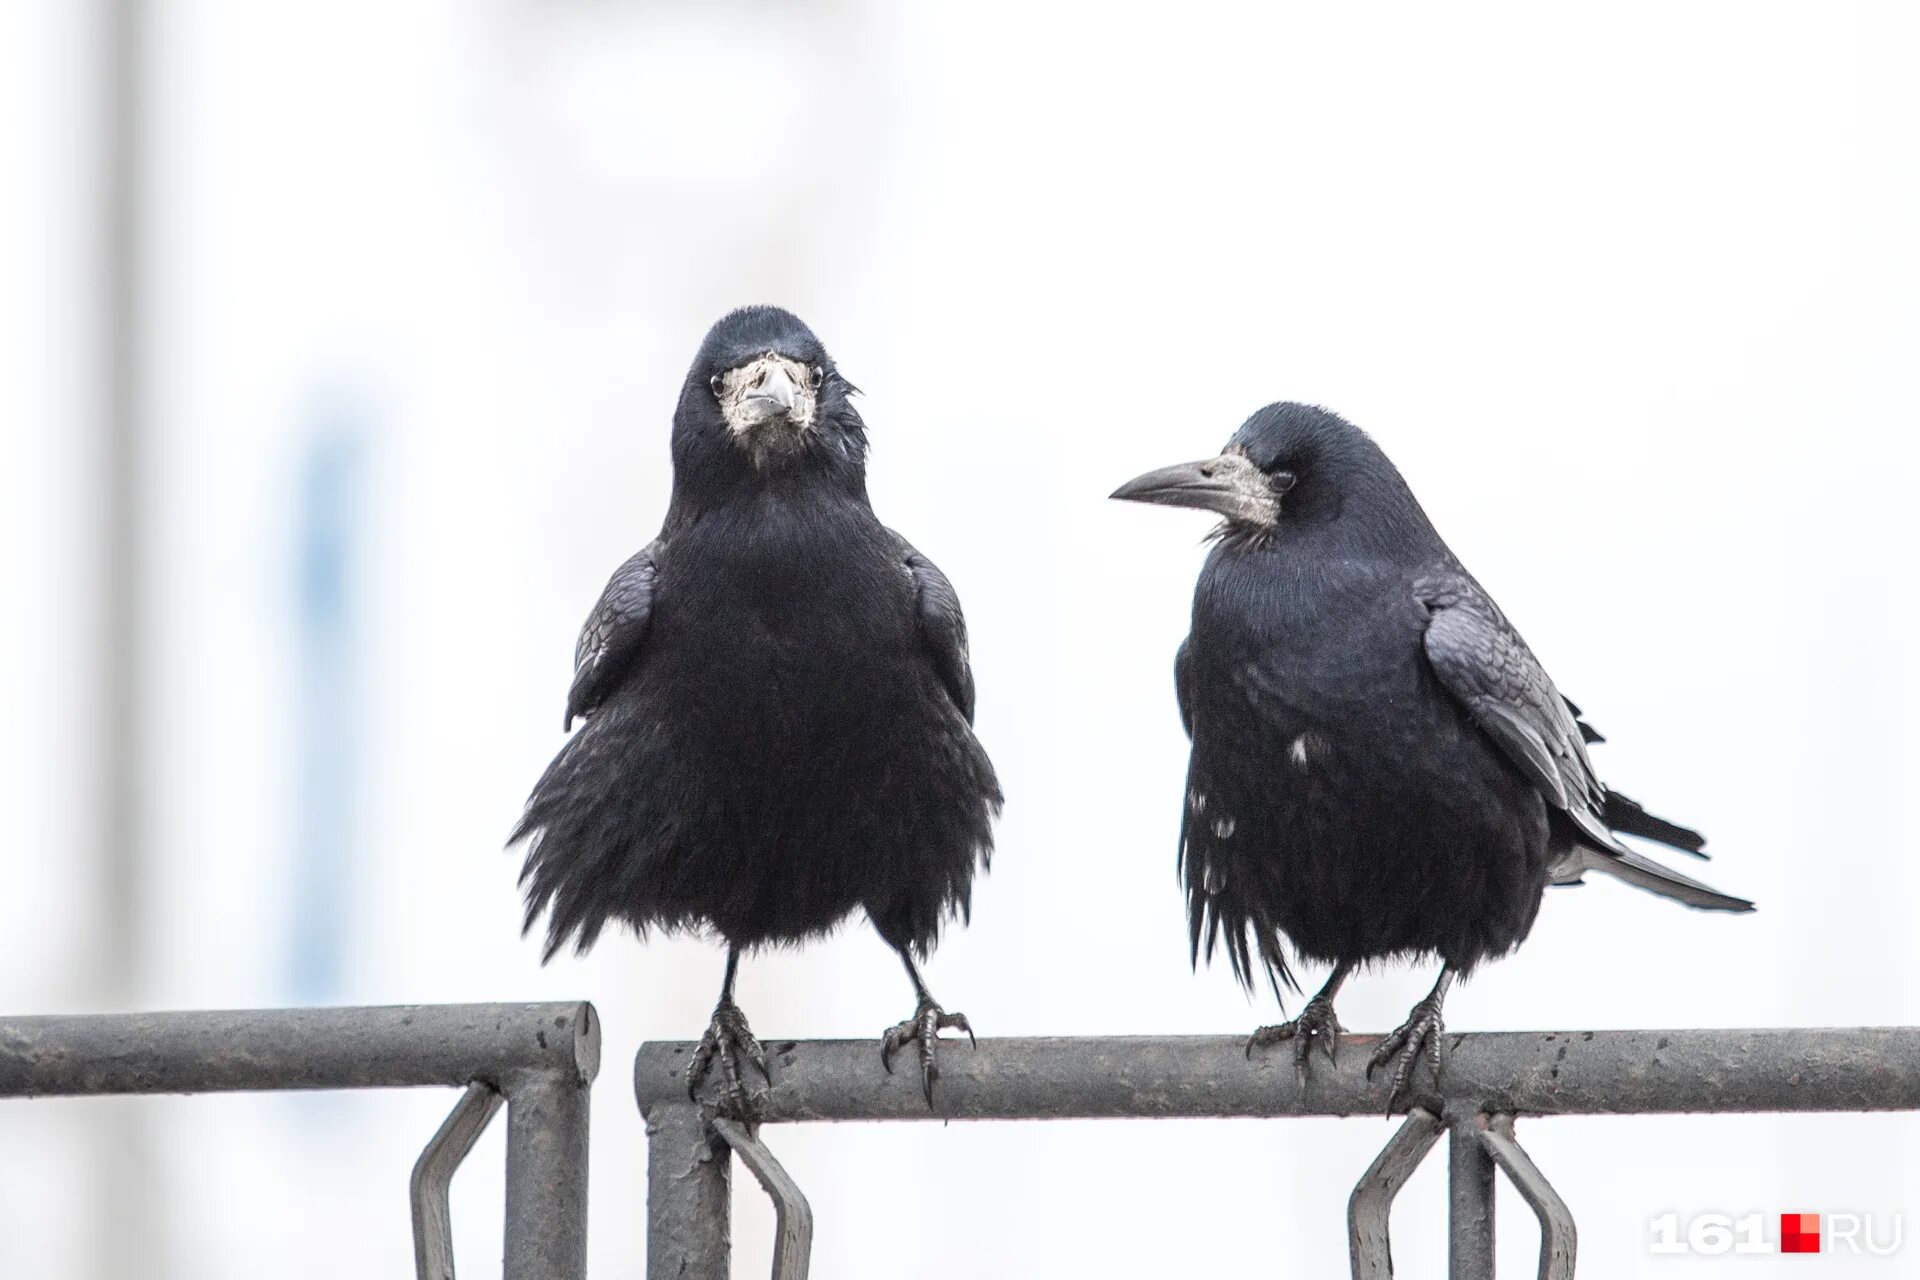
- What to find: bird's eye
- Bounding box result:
[809,365,825,389]
[709,374,725,398]
[1271,470,1297,494]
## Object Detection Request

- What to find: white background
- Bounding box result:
[4,2,1918,1275]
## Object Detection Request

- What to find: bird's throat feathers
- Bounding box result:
[670,393,871,517]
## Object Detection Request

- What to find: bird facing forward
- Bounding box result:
[514,306,1001,1110]
[1113,402,1751,1109]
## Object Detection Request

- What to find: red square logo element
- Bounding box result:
[1781,1213,1822,1254]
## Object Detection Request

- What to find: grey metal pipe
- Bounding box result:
[504,1072,593,1280]
[635,1027,1920,1122]
[0,1003,600,1096]
[1448,1118,1497,1279]
[647,1105,731,1280]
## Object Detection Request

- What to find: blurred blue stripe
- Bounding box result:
[288,402,366,1002]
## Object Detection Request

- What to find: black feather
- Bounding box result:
[513,307,1001,964]
[1601,788,1708,857]
[1149,402,1750,998]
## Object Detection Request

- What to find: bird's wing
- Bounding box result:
[1565,693,1710,857]
[1416,575,1625,853]
[892,534,977,724]
[1563,695,1605,744]
[563,540,662,730]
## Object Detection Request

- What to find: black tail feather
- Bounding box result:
[1602,788,1707,859]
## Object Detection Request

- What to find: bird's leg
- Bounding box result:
[1366,966,1455,1115]
[1247,962,1352,1083]
[879,949,975,1107]
[685,946,770,1116]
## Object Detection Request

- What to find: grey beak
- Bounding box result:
[741,364,799,419]
[1110,453,1280,526]
[1110,459,1232,508]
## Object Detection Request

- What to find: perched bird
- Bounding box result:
[1112,402,1751,1109]
[514,306,1000,1109]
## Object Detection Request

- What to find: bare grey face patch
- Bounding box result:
[713,353,821,465]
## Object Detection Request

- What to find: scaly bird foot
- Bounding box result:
[1246,992,1346,1085]
[879,998,975,1108]
[1365,997,1447,1115]
[686,999,770,1119]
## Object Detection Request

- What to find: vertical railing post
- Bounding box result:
[646,1104,732,1280]
[503,1073,593,1280]
[1449,1115,1497,1278]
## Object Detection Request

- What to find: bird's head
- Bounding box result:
[1111,402,1425,550]
[674,306,865,478]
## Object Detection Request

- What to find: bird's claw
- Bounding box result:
[1246,993,1345,1085]
[686,999,770,1118]
[1365,997,1446,1115]
[880,998,974,1107]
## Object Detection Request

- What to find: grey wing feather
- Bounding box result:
[894,533,977,724]
[1470,699,1571,809]
[1419,574,1748,910]
[1417,575,1623,853]
[564,541,661,730]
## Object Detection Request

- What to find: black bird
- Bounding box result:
[514,306,1000,1109]
[1112,403,1751,1109]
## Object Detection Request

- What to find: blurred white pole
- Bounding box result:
[94,0,161,1272]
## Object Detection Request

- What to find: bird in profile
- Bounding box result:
[514,306,1000,1111]
[1112,402,1751,1110]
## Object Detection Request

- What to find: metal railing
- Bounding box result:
[11,1008,1915,1276]
[635,1027,1920,1280]
[0,1003,599,1279]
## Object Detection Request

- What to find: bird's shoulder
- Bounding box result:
[883,526,978,723]
[565,538,664,729]
[1411,570,1548,712]
[885,528,964,619]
